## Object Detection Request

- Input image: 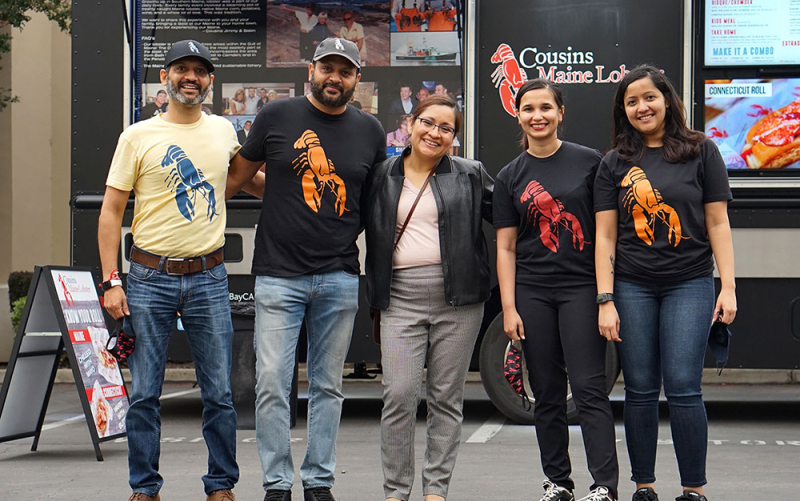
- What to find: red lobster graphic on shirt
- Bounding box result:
[520,181,587,253]
[491,44,528,117]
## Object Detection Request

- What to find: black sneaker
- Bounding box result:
[675,491,707,501]
[540,480,575,501]
[264,490,291,501]
[304,487,335,501]
[632,487,659,501]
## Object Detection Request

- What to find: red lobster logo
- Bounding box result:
[58,274,75,307]
[491,44,528,117]
[520,181,587,253]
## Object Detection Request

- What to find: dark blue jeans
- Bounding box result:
[125,261,239,496]
[615,275,714,488]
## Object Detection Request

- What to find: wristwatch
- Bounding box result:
[596,293,615,304]
[100,279,123,291]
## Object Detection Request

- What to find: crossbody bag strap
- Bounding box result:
[393,168,435,251]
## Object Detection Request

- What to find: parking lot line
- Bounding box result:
[465,412,506,443]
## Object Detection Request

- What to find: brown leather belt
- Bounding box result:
[130,247,224,276]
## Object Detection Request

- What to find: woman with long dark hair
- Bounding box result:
[594,65,736,501]
[495,78,619,501]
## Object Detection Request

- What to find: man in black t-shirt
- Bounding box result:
[226,38,386,501]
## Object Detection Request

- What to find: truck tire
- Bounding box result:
[479,313,621,425]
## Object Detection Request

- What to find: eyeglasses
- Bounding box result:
[343,16,353,20]
[415,117,456,136]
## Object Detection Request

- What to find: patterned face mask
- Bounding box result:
[106,322,135,361]
[504,345,531,410]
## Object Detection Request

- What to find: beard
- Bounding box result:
[166,78,211,106]
[310,76,355,108]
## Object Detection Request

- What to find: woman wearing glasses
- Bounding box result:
[364,94,494,501]
[494,79,618,501]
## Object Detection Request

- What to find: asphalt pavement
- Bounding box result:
[1,379,798,501]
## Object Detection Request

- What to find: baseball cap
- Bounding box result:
[164,40,215,72]
[313,37,361,69]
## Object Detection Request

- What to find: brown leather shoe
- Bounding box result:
[207,489,236,501]
[128,494,161,501]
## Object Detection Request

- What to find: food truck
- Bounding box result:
[70,0,800,424]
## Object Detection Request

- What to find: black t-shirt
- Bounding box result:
[493,141,601,287]
[593,139,732,284]
[239,97,387,276]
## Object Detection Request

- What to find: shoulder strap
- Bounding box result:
[394,168,435,251]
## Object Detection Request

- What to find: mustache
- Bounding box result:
[323,82,343,92]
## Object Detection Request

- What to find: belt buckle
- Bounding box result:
[166,257,186,276]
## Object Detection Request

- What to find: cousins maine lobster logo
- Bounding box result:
[521,180,587,253]
[490,42,631,116]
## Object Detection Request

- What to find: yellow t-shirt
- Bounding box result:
[106,113,240,257]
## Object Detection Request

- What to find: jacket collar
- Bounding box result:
[389,146,452,177]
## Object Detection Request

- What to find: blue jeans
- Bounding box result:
[615,275,714,488]
[125,261,238,496]
[254,270,359,491]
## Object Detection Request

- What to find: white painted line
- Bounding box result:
[159,387,201,400]
[41,414,85,431]
[40,388,201,430]
[465,412,506,443]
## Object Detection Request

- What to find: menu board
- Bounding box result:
[50,270,129,439]
[705,0,800,66]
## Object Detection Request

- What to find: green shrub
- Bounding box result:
[11,296,26,330]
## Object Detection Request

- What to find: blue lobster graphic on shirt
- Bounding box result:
[161,145,219,222]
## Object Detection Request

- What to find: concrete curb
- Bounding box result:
[0,367,798,385]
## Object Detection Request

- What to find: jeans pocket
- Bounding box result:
[205,263,228,281]
[128,262,157,281]
[341,269,360,279]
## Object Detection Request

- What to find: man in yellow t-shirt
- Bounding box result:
[98,40,260,501]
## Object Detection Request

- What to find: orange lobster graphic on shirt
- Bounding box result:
[520,180,587,253]
[292,130,348,216]
[621,167,687,247]
[491,44,528,117]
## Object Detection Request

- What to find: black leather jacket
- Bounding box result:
[364,151,494,310]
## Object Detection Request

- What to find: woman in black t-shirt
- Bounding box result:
[495,79,619,501]
[594,66,736,501]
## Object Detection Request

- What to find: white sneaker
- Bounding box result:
[577,486,615,501]
[540,480,575,501]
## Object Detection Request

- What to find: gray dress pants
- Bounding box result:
[380,265,483,500]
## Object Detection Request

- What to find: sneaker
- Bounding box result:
[540,480,575,501]
[675,491,707,501]
[632,487,659,501]
[264,490,291,501]
[304,487,335,501]
[578,486,615,501]
[128,494,161,501]
[207,489,236,501]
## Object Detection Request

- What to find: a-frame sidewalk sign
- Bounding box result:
[0,265,130,461]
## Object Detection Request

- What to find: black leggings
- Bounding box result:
[516,283,619,496]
